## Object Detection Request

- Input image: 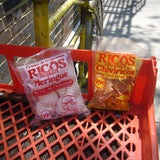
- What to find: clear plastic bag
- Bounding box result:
[10,48,89,122]
[89,37,143,111]
[92,36,147,58]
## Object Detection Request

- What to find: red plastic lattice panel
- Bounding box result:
[0,100,141,160]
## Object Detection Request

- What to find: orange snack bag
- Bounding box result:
[88,51,142,111]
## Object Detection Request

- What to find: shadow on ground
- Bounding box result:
[103,0,146,37]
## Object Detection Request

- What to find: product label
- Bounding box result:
[115,95,130,107]
[40,110,52,119]
[33,79,73,97]
[95,76,106,88]
[23,53,73,96]
[56,95,78,115]
[61,95,77,112]
[26,54,67,79]
[95,52,137,79]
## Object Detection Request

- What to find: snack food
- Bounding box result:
[88,51,142,111]
[10,48,89,121]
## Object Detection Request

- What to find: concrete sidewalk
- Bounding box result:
[102,0,160,158]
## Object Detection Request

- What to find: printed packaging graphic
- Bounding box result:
[88,51,142,111]
[11,48,89,121]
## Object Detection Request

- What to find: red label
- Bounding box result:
[33,79,73,97]
[95,52,138,79]
[40,110,52,119]
[26,54,67,79]
[97,52,136,67]
[59,95,77,113]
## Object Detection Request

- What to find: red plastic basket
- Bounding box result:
[0,44,159,160]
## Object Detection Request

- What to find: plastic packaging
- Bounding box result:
[10,48,89,122]
[91,36,147,57]
[88,51,143,111]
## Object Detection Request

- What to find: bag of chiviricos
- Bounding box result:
[88,51,142,111]
[10,48,90,123]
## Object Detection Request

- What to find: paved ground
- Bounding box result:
[102,0,160,158]
[0,0,159,158]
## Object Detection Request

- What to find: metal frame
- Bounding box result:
[32,0,103,87]
[32,0,102,48]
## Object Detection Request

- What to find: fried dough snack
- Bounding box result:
[88,51,142,111]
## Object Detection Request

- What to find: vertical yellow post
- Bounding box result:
[78,5,86,87]
[79,27,86,49]
[78,27,86,87]
[32,0,50,47]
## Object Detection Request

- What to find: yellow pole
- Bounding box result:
[69,24,84,46]
[49,0,77,32]
[79,27,86,49]
[88,5,103,36]
[78,6,86,87]
[32,0,50,47]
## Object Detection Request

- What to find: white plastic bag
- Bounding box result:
[10,48,89,122]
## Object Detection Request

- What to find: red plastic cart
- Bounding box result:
[0,44,159,160]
